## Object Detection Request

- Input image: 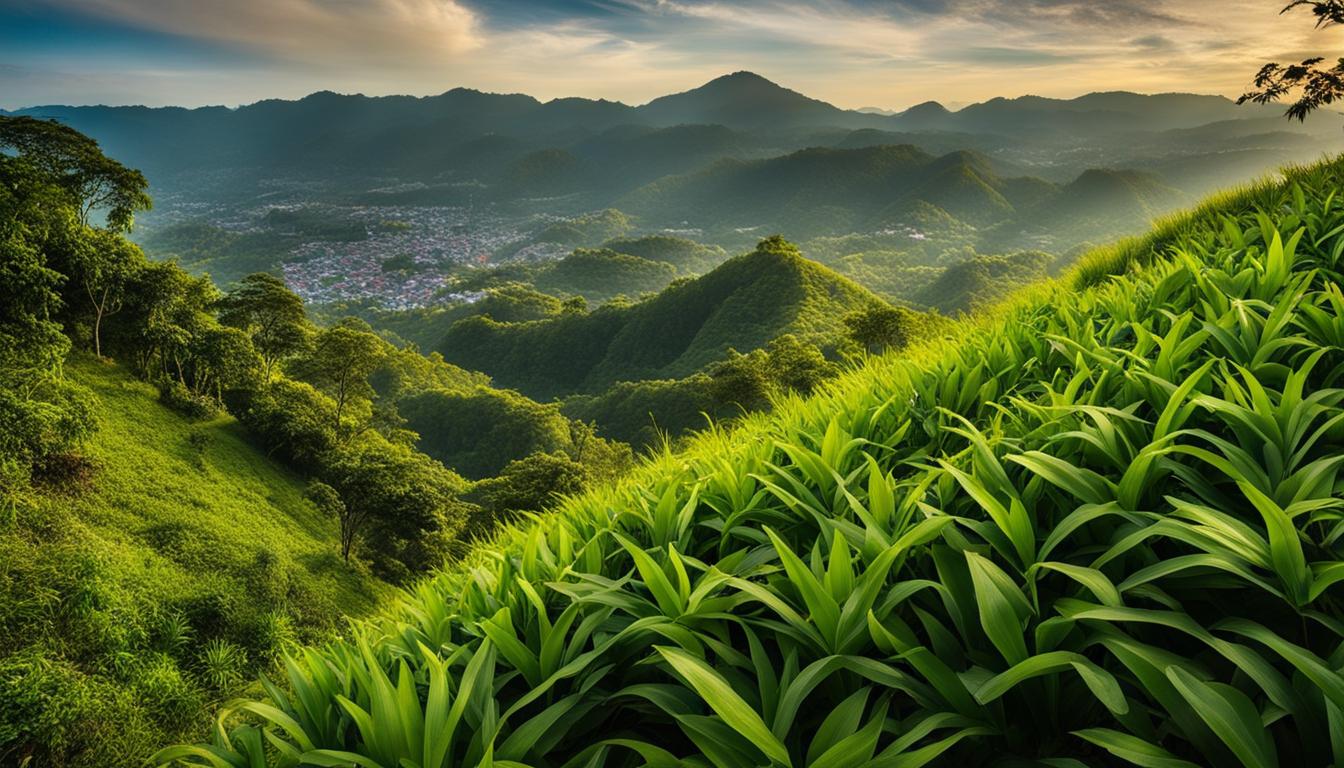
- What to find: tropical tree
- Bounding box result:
[67,229,140,358]
[0,122,98,493]
[190,325,262,404]
[1241,1,1344,119]
[0,116,150,231]
[843,303,918,353]
[217,273,310,381]
[238,379,339,470]
[764,333,838,395]
[325,440,465,574]
[294,318,385,431]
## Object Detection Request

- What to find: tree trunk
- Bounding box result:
[86,282,107,358]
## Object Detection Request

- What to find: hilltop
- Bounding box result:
[159,156,1344,767]
[438,237,884,400]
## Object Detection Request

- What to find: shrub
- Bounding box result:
[184,426,212,469]
[0,651,95,762]
[198,640,247,693]
[28,451,97,491]
[157,381,219,420]
[131,656,200,732]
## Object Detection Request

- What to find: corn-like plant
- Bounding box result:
[156,158,1344,767]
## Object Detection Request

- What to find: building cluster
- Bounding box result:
[280,205,531,309]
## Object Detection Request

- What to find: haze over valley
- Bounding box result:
[11,70,1341,314]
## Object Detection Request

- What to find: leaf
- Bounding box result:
[1238,481,1310,606]
[965,551,1031,666]
[765,527,840,647]
[1072,728,1202,768]
[1008,451,1115,506]
[1165,665,1279,768]
[656,646,791,766]
[974,651,1128,715]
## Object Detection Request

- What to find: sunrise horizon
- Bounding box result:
[6,0,1344,111]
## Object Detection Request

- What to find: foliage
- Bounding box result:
[466,451,589,530]
[217,273,310,381]
[843,303,932,354]
[290,318,386,431]
[237,379,340,471]
[562,375,724,448]
[0,115,150,231]
[159,157,1344,768]
[914,251,1054,315]
[158,381,221,421]
[440,236,886,401]
[324,439,468,580]
[1241,2,1344,120]
[399,387,576,480]
[0,357,391,767]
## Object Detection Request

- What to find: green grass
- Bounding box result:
[161,156,1344,767]
[1,355,393,767]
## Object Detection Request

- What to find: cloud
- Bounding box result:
[1131,34,1178,52]
[43,0,483,67]
[7,0,1344,110]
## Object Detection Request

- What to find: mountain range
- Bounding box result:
[7,71,1335,199]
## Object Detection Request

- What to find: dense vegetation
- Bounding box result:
[0,117,639,765]
[440,236,887,400]
[616,146,1190,247]
[156,156,1344,766]
[1,357,393,765]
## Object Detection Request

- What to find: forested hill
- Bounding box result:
[439,236,884,400]
[616,145,1183,239]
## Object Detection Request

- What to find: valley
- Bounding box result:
[7,2,1344,764]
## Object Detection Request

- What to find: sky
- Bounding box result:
[3,0,1344,111]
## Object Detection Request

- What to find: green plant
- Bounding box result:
[158,381,220,421]
[156,160,1344,766]
[199,640,247,693]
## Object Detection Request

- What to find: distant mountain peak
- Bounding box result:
[707,71,775,86]
[905,100,950,115]
[636,70,869,130]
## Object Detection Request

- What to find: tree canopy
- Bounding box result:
[0,116,150,231]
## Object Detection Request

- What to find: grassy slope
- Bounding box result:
[1,356,392,767]
[63,358,381,602]
[162,155,1344,766]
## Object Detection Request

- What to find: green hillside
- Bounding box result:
[615,143,1199,255]
[439,236,885,400]
[914,250,1055,314]
[531,249,678,304]
[2,356,392,766]
[162,157,1344,767]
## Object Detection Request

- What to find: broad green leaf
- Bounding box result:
[1165,665,1279,768]
[656,646,791,766]
[1072,728,1202,768]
